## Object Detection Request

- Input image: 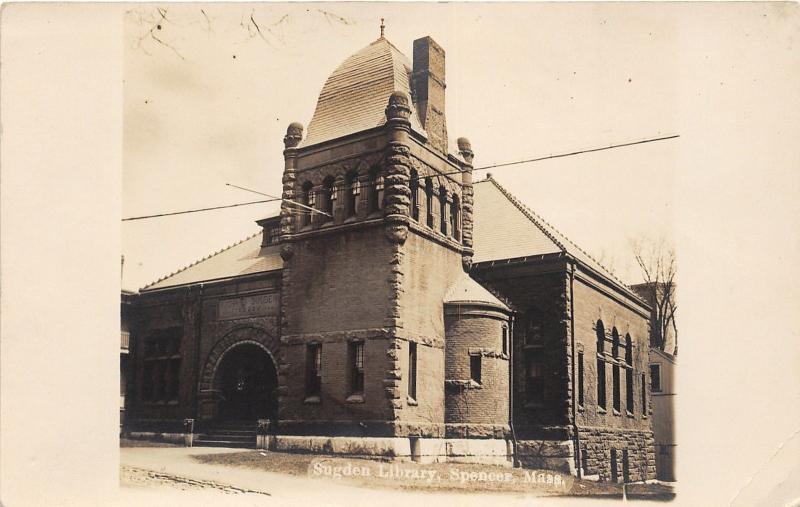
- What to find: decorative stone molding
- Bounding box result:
[198,326,281,394]
[283,122,304,148]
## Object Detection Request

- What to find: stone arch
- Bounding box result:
[198,325,280,394]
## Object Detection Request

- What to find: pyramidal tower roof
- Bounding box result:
[300,37,427,148]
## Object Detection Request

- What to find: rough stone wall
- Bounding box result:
[578,428,656,482]
[443,307,510,438]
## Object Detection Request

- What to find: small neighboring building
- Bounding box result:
[649,347,676,481]
[121,290,136,429]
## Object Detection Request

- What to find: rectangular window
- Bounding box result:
[650,363,662,392]
[626,368,634,413]
[641,373,647,415]
[350,341,365,395]
[597,358,607,409]
[502,326,509,356]
[142,328,181,402]
[612,365,621,412]
[578,352,585,408]
[469,354,482,384]
[408,342,417,401]
[525,351,544,404]
[306,344,322,397]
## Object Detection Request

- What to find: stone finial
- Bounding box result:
[283,122,304,148]
[457,136,474,164]
[385,91,412,121]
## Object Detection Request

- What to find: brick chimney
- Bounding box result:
[412,36,448,154]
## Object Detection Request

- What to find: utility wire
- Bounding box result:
[122,199,280,221]
[122,133,678,221]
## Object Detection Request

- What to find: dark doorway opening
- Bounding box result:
[216,343,277,422]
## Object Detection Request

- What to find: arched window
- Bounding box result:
[321,176,334,222]
[439,186,448,234]
[625,333,634,413]
[450,194,460,240]
[612,328,620,358]
[368,167,383,213]
[345,171,359,218]
[425,178,434,228]
[625,334,632,365]
[596,320,605,354]
[300,181,313,227]
[596,320,606,409]
[410,169,419,221]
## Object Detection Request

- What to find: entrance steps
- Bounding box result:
[193,421,258,449]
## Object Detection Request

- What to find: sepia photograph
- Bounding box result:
[1,2,798,506]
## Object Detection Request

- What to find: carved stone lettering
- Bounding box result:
[218,293,279,320]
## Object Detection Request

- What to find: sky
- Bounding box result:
[122,3,682,291]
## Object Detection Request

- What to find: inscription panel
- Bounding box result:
[218,293,279,320]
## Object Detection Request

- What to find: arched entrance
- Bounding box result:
[213,342,278,422]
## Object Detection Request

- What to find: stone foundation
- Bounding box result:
[515,439,576,474]
[273,435,512,465]
[578,428,656,482]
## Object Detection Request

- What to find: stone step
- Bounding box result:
[193,438,256,449]
[195,433,255,443]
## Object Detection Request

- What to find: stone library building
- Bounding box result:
[125,32,656,482]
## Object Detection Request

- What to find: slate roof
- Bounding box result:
[472,176,641,300]
[300,37,427,148]
[143,232,283,291]
[444,272,510,311]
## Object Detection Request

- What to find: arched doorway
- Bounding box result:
[213,343,278,422]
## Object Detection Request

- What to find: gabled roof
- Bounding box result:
[300,37,426,148]
[472,176,641,301]
[444,272,510,311]
[142,232,283,291]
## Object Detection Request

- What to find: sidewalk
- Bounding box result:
[118,446,546,507]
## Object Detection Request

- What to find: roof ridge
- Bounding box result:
[141,230,262,290]
[484,176,637,295]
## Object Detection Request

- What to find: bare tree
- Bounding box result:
[630,237,677,355]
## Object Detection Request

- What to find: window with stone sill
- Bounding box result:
[439,187,448,235]
[408,342,417,402]
[345,171,359,218]
[349,341,365,396]
[305,343,322,399]
[650,363,662,393]
[410,169,420,222]
[469,353,482,385]
[320,176,335,222]
[368,168,383,214]
[141,328,181,403]
[425,178,434,228]
[300,181,313,228]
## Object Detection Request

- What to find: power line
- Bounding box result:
[122,198,280,221]
[122,133,678,221]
